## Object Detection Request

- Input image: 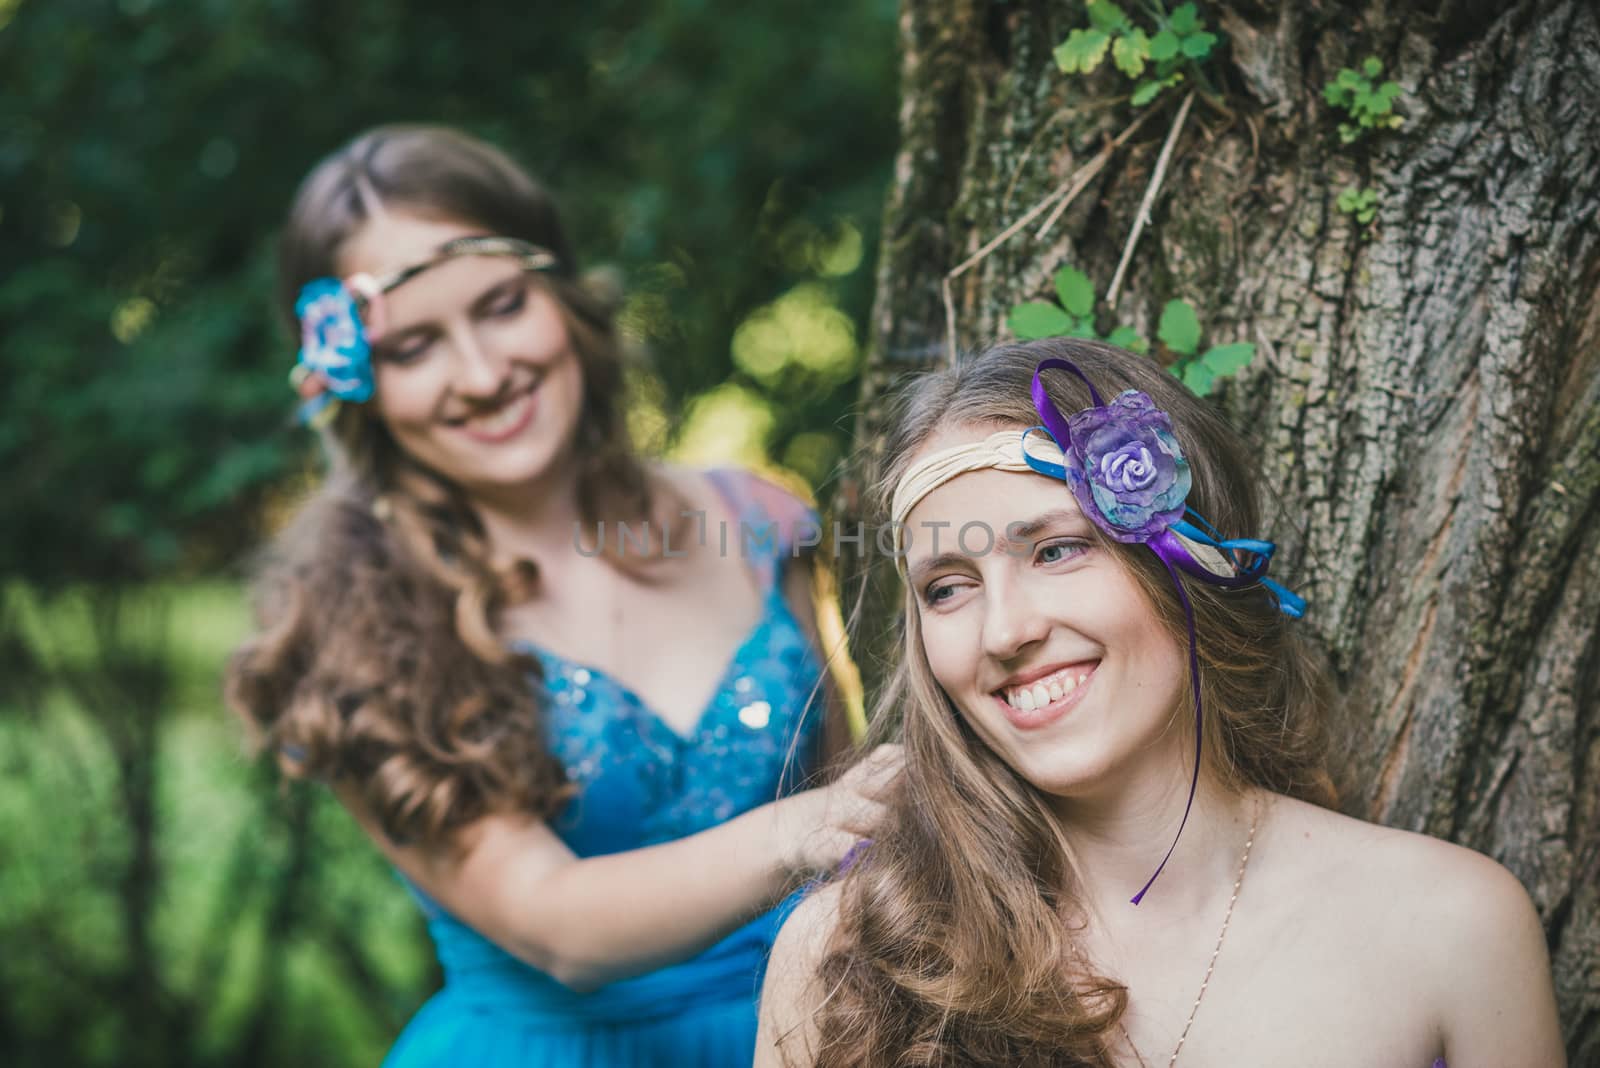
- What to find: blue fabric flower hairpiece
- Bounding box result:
[291,278,375,427]
[287,235,561,427]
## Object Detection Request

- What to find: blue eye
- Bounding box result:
[1036,539,1089,565]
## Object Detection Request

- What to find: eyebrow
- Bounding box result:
[906,550,975,588]
[904,508,1091,585]
[374,273,523,344]
[1004,508,1088,544]
[469,274,524,314]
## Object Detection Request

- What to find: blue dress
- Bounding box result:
[383,469,827,1068]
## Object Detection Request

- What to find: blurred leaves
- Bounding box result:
[0,0,898,587]
[0,3,897,1065]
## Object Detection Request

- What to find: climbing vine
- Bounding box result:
[1324,56,1406,234]
[995,2,1253,396]
[1323,56,1404,143]
[1053,1,1220,107]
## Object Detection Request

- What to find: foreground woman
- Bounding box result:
[757,338,1562,1067]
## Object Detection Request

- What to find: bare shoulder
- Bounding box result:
[1257,793,1563,1060]
[770,881,845,986]
[1261,793,1538,927]
[649,461,715,510]
[1259,794,1541,941]
[756,883,846,1068]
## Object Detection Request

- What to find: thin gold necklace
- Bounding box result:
[1117,796,1262,1067]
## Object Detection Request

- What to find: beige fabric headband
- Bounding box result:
[889,427,1233,576]
[890,429,1063,530]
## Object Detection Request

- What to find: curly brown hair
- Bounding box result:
[802,338,1337,1066]
[225,125,682,849]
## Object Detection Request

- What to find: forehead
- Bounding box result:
[334,212,526,326]
[335,212,483,278]
[900,425,1085,565]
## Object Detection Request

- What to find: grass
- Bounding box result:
[0,581,433,1067]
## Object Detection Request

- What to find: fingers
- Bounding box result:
[844,743,904,799]
[828,746,903,838]
[834,800,887,841]
[785,746,906,874]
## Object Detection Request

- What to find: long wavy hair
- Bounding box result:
[226,125,681,849]
[803,338,1336,1066]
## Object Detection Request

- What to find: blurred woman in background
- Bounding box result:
[227,124,896,1068]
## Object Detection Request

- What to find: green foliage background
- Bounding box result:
[0,0,898,1063]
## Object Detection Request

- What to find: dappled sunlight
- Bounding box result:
[669,382,776,468]
[731,282,858,387]
[625,370,671,456]
[111,297,156,344]
[781,429,844,488]
[776,217,864,278]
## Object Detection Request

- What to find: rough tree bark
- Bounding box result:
[851,0,1599,1055]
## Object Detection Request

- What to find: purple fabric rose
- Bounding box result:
[1063,389,1191,541]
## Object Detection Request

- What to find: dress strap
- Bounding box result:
[704,468,820,594]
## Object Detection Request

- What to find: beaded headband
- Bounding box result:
[893,357,1304,904]
[290,235,559,426]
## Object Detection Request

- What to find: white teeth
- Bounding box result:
[1001,665,1094,710]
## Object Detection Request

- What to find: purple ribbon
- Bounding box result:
[1030,358,1201,905]
[837,837,873,876]
[1134,540,1204,905]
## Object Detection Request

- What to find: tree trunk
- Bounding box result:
[853,0,1600,1055]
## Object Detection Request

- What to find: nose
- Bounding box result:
[979,570,1052,663]
[445,321,508,399]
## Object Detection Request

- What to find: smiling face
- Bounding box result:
[903,423,1191,804]
[335,212,585,498]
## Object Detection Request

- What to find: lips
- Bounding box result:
[991,660,1098,730]
[450,379,540,443]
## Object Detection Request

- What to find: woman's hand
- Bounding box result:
[772,743,902,877]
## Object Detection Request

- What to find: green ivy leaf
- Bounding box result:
[1087,0,1131,33]
[1130,78,1165,107]
[1112,29,1150,77]
[1200,341,1254,375]
[1106,325,1147,353]
[1181,361,1216,395]
[1158,299,1202,356]
[1068,317,1100,339]
[1054,28,1112,74]
[1149,28,1180,61]
[1363,56,1384,78]
[1168,2,1200,35]
[1180,30,1217,59]
[1009,301,1075,339]
[1053,266,1096,318]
